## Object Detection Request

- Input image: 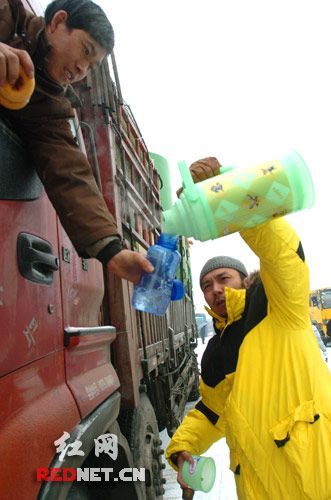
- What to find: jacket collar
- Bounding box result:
[205,286,247,332]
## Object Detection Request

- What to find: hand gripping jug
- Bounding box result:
[162,151,314,240]
[132,233,184,315]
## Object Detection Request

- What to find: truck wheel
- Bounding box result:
[67,482,89,499]
[187,352,200,402]
[119,394,165,499]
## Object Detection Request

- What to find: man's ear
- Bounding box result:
[243,276,249,289]
[49,10,68,33]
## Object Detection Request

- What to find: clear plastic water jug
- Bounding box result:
[132,234,184,315]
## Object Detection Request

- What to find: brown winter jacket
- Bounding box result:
[0,0,121,260]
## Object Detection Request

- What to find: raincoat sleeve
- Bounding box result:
[166,360,233,470]
[240,217,309,329]
[165,405,225,470]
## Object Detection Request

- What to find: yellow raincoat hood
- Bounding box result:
[205,286,246,332]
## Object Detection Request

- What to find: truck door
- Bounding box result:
[0,118,79,500]
[58,118,120,419]
[0,119,63,376]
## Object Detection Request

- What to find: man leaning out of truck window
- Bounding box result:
[0,0,153,283]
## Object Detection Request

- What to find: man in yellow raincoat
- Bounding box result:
[166,158,331,499]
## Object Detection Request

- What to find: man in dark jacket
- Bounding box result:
[0,0,152,282]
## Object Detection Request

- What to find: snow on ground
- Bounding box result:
[161,338,331,499]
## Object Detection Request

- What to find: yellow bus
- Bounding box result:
[309,288,331,337]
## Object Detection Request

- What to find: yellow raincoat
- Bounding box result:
[166,218,331,499]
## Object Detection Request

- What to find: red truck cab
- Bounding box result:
[0,2,199,499]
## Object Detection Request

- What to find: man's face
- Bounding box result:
[45,11,107,86]
[201,267,245,317]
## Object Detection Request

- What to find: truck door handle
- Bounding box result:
[23,247,59,271]
[64,326,117,347]
[17,233,59,285]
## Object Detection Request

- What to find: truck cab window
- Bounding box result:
[310,295,319,308]
[0,118,43,201]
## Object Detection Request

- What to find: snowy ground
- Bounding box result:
[161,338,331,499]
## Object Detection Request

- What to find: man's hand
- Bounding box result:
[0,42,34,86]
[176,157,221,197]
[176,451,195,490]
[107,249,154,284]
[189,157,222,182]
